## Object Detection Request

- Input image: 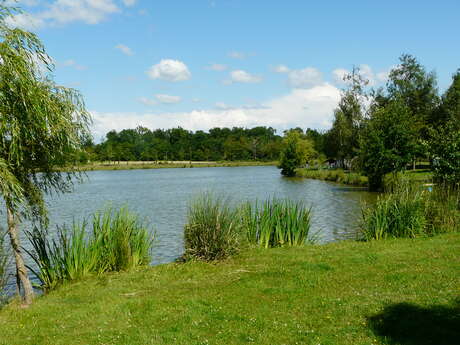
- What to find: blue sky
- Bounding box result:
[6,0,460,140]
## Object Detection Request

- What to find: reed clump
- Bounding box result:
[240,199,313,248]
[183,194,241,261]
[27,207,154,291]
[361,185,459,240]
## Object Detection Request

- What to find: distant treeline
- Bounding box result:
[82,126,288,162]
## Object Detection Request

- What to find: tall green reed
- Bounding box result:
[27,207,154,291]
[240,198,313,248]
[361,184,459,240]
[183,193,241,261]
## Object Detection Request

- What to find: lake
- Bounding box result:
[2,166,377,290]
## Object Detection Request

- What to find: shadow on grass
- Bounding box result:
[368,301,460,345]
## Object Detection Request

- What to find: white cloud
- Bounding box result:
[331,65,391,86]
[228,51,246,59]
[287,67,323,88]
[6,0,120,29]
[115,44,134,56]
[273,64,290,73]
[91,83,341,139]
[60,59,87,71]
[138,97,157,106]
[206,63,227,71]
[229,70,262,84]
[155,94,181,104]
[147,59,191,82]
[332,68,349,84]
[122,0,136,6]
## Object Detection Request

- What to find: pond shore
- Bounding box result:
[1,233,458,345]
[71,160,277,171]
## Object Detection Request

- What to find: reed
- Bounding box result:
[361,185,459,240]
[183,193,241,261]
[240,198,313,248]
[27,207,154,291]
[296,169,368,187]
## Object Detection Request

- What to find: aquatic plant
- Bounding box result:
[361,185,459,240]
[183,193,241,261]
[240,198,313,248]
[27,207,154,291]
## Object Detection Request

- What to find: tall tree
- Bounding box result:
[328,66,369,166]
[0,5,91,305]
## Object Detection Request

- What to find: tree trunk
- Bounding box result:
[6,205,34,306]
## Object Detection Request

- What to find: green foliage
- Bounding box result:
[240,198,313,248]
[296,168,369,186]
[94,126,282,163]
[278,130,316,176]
[183,194,241,261]
[361,190,427,240]
[359,99,418,190]
[361,186,459,240]
[26,207,154,291]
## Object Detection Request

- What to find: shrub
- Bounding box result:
[240,198,313,248]
[27,207,154,291]
[183,194,241,261]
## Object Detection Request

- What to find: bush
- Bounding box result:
[240,198,313,248]
[27,207,154,291]
[183,194,241,261]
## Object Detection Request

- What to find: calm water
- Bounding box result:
[2,166,376,289]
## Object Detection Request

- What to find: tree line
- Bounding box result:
[279,54,460,190]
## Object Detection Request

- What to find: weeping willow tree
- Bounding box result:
[0,4,91,305]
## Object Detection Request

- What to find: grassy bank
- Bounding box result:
[1,234,458,345]
[70,161,277,172]
[296,168,434,187]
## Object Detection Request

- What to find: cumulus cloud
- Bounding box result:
[229,70,262,84]
[91,83,341,139]
[287,67,323,88]
[6,0,120,29]
[206,63,227,71]
[115,44,134,56]
[273,64,290,73]
[155,94,181,104]
[332,64,391,86]
[147,59,191,82]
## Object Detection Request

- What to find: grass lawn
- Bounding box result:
[0,234,459,345]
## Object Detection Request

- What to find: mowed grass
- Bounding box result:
[0,234,459,345]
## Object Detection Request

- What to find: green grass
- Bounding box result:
[240,198,314,248]
[296,168,434,188]
[0,234,458,345]
[296,168,369,186]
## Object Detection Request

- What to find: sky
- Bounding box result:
[4,0,460,141]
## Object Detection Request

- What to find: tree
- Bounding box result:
[359,99,417,190]
[278,131,316,177]
[0,5,91,305]
[328,66,369,167]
